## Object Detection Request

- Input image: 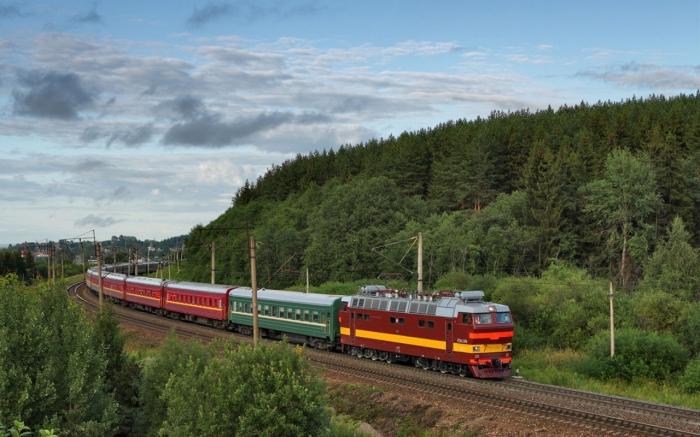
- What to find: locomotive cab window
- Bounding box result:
[496,312,512,323]
[474,313,492,324]
[462,314,472,324]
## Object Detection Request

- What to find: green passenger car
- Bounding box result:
[228,287,343,349]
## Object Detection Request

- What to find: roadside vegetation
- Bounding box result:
[0,276,364,436]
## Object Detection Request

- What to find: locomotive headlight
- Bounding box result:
[505,343,512,351]
[472,345,481,352]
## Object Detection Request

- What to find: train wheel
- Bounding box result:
[378,351,388,361]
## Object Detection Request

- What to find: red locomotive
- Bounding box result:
[339,285,512,378]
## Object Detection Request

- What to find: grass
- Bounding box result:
[513,348,700,410]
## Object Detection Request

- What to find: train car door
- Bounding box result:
[446,321,454,355]
[350,309,356,344]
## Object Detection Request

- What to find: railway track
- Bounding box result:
[68,281,699,436]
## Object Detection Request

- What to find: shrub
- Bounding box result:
[582,329,688,381]
[0,277,117,435]
[680,358,700,393]
[158,340,329,436]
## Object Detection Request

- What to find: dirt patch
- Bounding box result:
[323,371,599,437]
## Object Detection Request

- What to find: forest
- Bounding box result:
[182,93,700,291]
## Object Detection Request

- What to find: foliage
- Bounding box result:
[581,149,661,289]
[582,329,688,381]
[0,251,35,283]
[679,357,700,393]
[491,262,607,349]
[513,348,700,409]
[0,276,117,435]
[0,419,57,437]
[136,335,212,436]
[158,340,329,437]
[92,307,141,436]
[642,216,700,299]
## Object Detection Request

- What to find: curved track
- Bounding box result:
[68,281,700,436]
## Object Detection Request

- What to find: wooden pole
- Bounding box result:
[80,239,85,274]
[51,244,56,283]
[609,281,615,357]
[250,235,259,347]
[417,232,424,294]
[47,243,51,283]
[211,242,216,284]
[97,243,104,307]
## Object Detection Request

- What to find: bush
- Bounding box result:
[582,329,688,381]
[158,340,329,436]
[0,276,117,435]
[680,358,700,393]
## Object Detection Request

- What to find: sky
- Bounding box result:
[1,0,699,244]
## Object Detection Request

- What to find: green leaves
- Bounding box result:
[156,341,329,436]
[0,280,117,435]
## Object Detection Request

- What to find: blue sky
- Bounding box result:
[0,0,699,244]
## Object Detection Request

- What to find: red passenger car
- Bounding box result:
[102,273,127,301]
[339,287,513,378]
[124,276,165,312]
[163,281,233,328]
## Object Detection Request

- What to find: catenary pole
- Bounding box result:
[97,242,104,307]
[135,247,139,276]
[250,235,259,347]
[609,281,615,357]
[210,241,216,284]
[417,232,423,294]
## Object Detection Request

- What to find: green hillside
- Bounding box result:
[182,93,700,292]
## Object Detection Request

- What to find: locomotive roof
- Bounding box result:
[348,294,510,318]
[166,281,234,295]
[230,287,342,306]
[104,272,126,280]
[126,276,165,287]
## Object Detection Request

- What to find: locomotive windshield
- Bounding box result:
[474,313,491,324]
[496,312,512,323]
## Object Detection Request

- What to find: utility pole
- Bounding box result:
[97,242,104,307]
[127,248,132,276]
[80,239,85,274]
[135,247,139,276]
[168,252,171,280]
[306,267,309,293]
[210,241,216,285]
[147,246,151,275]
[249,235,259,347]
[60,246,64,280]
[112,241,116,272]
[51,243,56,283]
[417,232,424,294]
[177,247,181,273]
[609,281,615,357]
[46,243,51,283]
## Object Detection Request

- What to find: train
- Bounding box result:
[85,267,513,378]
